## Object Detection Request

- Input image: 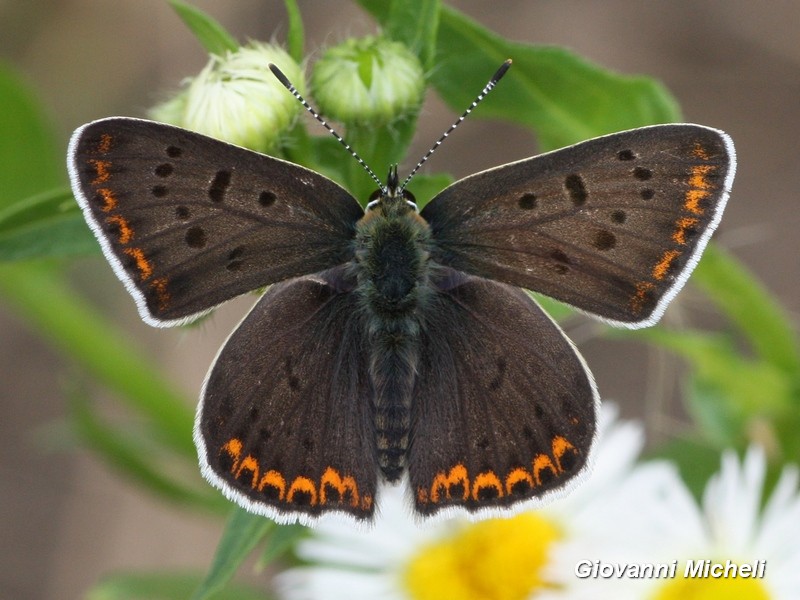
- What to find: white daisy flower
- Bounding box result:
[549,446,800,599]
[649,446,800,600]
[276,403,682,600]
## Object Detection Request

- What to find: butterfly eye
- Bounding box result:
[402,189,418,211]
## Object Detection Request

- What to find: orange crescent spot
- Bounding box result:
[689,164,714,190]
[505,467,535,494]
[430,464,469,503]
[123,247,153,280]
[673,217,699,245]
[692,142,711,161]
[652,249,682,281]
[471,471,504,501]
[258,470,287,500]
[107,214,134,245]
[97,133,113,154]
[551,436,577,472]
[220,438,243,471]
[287,476,318,506]
[630,281,655,315]
[89,159,112,184]
[320,467,360,507]
[150,277,171,311]
[234,455,260,489]
[685,164,716,215]
[532,454,557,485]
[416,487,429,505]
[96,188,117,212]
[685,189,710,215]
[360,494,373,511]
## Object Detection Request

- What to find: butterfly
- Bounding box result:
[67,62,734,524]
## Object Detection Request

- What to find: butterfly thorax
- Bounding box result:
[352,190,432,481]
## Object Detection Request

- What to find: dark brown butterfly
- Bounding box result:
[67,62,734,524]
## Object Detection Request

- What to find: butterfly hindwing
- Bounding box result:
[408,273,598,518]
[196,269,378,523]
[421,124,735,327]
[68,117,364,326]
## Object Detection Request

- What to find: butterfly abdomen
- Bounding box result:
[355,208,431,481]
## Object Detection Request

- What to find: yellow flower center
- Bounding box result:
[651,572,770,600]
[403,513,561,600]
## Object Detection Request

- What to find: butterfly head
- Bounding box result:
[366,165,418,215]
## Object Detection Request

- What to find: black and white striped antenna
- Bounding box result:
[269,59,512,196]
[399,59,512,192]
[269,63,385,193]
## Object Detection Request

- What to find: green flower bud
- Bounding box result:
[150,42,304,152]
[311,36,424,126]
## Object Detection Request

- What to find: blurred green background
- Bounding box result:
[1,1,798,598]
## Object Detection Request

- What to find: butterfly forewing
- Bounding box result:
[421,124,734,327]
[196,269,378,523]
[409,274,598,518]
[68,117,364,326]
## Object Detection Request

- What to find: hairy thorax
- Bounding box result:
[352,200,432,480]
[353,202,432,319]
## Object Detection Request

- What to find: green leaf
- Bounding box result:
[192,508,274,600]
[406,172,454,209]
[168,0,238,56]
[258,523,308,567]
[0,61,73,261]
[283,0,305,63]
[693,244,800,375]
[69,391,226,512]
[383,0,441,70]
[87,572,271,600]
[0,261,195,457]
[430,6,681,150]
[0,187,98,260]
[0,61,62,208]
[632,328,793,425]
[685,375,748,447]
[529,293,575,323]
[342,116,420,202]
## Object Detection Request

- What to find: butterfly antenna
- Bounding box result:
[269,64,385,192]
[399,59,512,192]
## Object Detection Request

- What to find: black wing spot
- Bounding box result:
[509,477,532,496]
[611,209,627,224]
[176,205,190,220]
[259,191,277,207]
[593,229,616,251]
[640,188,655,200]
[185,226,207,248]
[154,163,173,177]
[488,357,507,391]
[475,485,500,501]
[152,184,168,198]
[633,166,652,181]
[209,170,232,202]
[550,249,571,274]
[617,149,635,161]
[564,174,588,206]
[227,246,245,270]
[518,192,537,210]
[166,145,183,158]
